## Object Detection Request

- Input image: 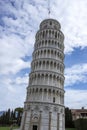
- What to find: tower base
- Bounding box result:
[20,102,65,130]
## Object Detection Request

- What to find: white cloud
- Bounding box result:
[0,34,32,75]
[65,63,87,87]
[14,74,29,85]
[0,74,28,110]
[0,84,26,111]
[65,89,87,109]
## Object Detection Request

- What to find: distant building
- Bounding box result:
[71,107,87,120]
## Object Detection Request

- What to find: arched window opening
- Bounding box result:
[43,31,45,38]
[53,97,55,103]
[50,21,52,25]
[45,40,47,46]
[55,32,57,38]
[42,40,44,46]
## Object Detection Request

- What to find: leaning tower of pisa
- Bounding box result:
[20,19,65,130]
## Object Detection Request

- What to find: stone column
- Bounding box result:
[29,110,33,130]
[21,111,27,130]
[39,111,42,130]
[62,114,65,130]
[57,113,60,130]
[49,112,52,130]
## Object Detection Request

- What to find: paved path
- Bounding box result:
[13,129,20,130]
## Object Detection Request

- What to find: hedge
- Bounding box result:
[74,118,87,130]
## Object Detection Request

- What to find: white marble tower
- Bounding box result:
[20,19,65,130]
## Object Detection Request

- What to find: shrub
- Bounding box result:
[74,118,87,130]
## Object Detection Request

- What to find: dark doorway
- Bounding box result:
[33,125,37,130]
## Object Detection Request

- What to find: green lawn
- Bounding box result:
[0,127,10,130]
[0,126,19,130]
[66,128,77,130]
[0,127,77,130]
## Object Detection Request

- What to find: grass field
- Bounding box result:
[0,127,9,130]
[66,128,77,130]
[0,126,19,130]
[0,127,77,130]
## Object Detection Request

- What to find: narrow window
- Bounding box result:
[50,21,52,25]
[53,97,55,103]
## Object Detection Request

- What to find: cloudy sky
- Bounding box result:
[0,0,87,111]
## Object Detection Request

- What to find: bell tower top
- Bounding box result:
[40,19,61,30]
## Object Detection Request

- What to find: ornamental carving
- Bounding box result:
[54,107,58,112]
[44,106,50,111]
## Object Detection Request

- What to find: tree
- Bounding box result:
[0,109,11,125]
[65,107,75,128]
[0,107,23,126]
[15,107,23,126]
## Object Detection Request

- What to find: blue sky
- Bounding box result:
[0,0,87,110]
